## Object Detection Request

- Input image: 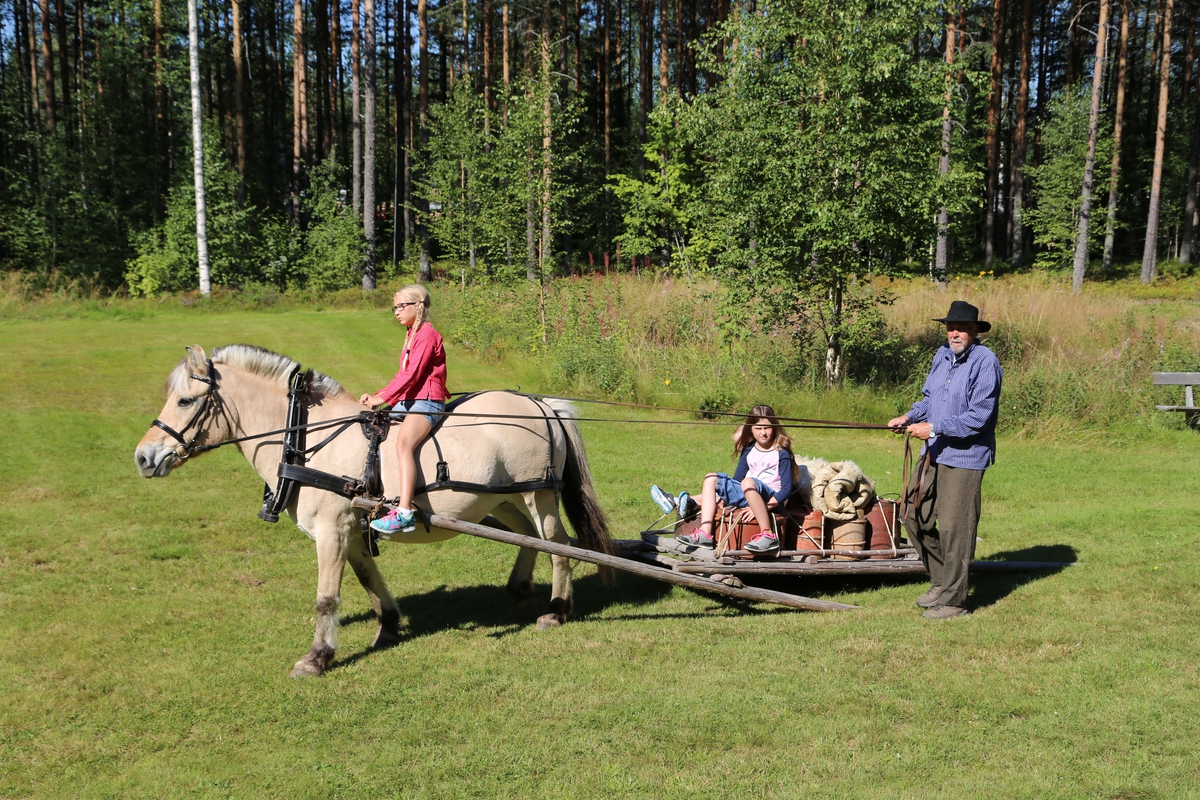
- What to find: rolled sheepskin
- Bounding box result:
[795,457,877,521]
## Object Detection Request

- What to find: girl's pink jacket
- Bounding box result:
[375,323,450,405]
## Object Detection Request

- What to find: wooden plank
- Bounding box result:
[360,505,858,612]
[1155,405,1199,412]
[674,559,1075,576]
[1151,372,1200,385]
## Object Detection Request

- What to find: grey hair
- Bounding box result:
[166,344,355,400]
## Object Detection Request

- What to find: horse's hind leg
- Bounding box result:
[290,521,347,679]
[524,490,573,630]
[346,524,402,649]
[487,503,539,611]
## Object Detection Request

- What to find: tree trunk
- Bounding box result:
[659,0,668,99]
[187,0,211,295]
[293,0,308,224]
[333,0,343,157]
[824,276,843,385]
[351,0,362,212]
[39,0,56,131]
[417,0,431,281]
[232,0,247,204]
[1142,0,1175,283]
[55,0,70,129]
[483,0,491,128]
[540,0,553,278]
[1102,0,1130,272]
[934,10,957,285]
[23,0,40,129]
[602,0,611,171]
[982,0,1006,268]
[1182,12,1200,263]
[1071,0,1109,293]
[362,0,377,290]
[1010,0,1032,269]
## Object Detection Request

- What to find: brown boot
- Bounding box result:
[915,585,943,608]
[922,604,968,620]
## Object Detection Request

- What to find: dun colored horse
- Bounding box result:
[135,345,613,677]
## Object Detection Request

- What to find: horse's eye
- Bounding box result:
[177,397,195,408]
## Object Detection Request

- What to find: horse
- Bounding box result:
[134,344,613,678]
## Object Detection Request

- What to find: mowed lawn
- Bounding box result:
[2,303,1199,799]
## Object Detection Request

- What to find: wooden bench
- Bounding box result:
[1152,372,1200,427]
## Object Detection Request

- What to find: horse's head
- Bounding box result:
[135,345,228,477]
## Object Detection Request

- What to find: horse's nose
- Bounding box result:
[135,449,153,474]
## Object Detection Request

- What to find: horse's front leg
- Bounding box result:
[346,519,403,649]
[290,523,347,678]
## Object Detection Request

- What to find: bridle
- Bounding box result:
[150,359,224,460]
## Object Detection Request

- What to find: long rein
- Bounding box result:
[157,372,897,463]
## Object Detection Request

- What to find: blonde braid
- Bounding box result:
[398,284,431,371]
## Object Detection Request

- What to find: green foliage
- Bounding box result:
[125,125,270,295]
[609,102,707,270]
[418,76,584,281]
[684,0,980,382]
[545,283,633,396]
[298,161,366,292]
[1025,87,1113,271]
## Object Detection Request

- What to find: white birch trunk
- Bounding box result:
[187,0,210,296]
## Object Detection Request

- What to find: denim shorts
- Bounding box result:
[391,398,446,427]
[714,473,774,508]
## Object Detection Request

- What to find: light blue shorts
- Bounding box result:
[714,473,774,508]
[391,398,446,427]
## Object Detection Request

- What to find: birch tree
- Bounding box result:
[187,0,210,296]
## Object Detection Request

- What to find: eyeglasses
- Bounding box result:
[393,302,419,310]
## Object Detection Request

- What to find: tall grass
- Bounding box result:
[5,266,1200,435]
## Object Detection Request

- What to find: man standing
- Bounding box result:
[887,301,1002,620]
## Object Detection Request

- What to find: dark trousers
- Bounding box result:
[903,459,985,608]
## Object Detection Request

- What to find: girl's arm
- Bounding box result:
[770,451,794,507]
[731,449,750,482]
[377,327,436,405]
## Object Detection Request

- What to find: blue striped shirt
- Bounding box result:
[907,342,1003,470]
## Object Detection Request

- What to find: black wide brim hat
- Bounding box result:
[933,300,991,333]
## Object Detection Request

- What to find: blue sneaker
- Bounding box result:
[371,508,416,534]
[676,492,692,518]
[650,485,677,514]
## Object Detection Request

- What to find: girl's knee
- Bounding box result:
[741,477,758,492]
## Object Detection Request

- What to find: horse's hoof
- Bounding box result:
[289,660,325,678]
[535,613,564,630]
[371,625,402,649]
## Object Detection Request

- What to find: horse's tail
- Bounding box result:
[544,398,616,582]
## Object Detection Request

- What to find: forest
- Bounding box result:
[2,0,1197,304]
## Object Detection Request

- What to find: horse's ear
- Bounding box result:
[185,345,208,374]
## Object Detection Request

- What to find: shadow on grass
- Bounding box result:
[664,543,1080,615]
[333,544,1077,668]
[968,543,1078,611]
[332,570,678,670]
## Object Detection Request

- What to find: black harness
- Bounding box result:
[153,365,564,555]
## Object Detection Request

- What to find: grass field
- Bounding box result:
[3,301,1200,798]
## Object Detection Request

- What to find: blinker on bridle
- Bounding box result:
[150,359,222,460]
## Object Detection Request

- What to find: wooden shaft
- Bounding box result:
[420,512,857,612]
[675,560,1073,576]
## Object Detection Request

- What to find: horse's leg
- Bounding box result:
[488,502,540,611]
[346,522,402,649]
[524,490,573,630]
[290,521,348,678]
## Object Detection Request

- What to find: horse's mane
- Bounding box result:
[167,344,355,401]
